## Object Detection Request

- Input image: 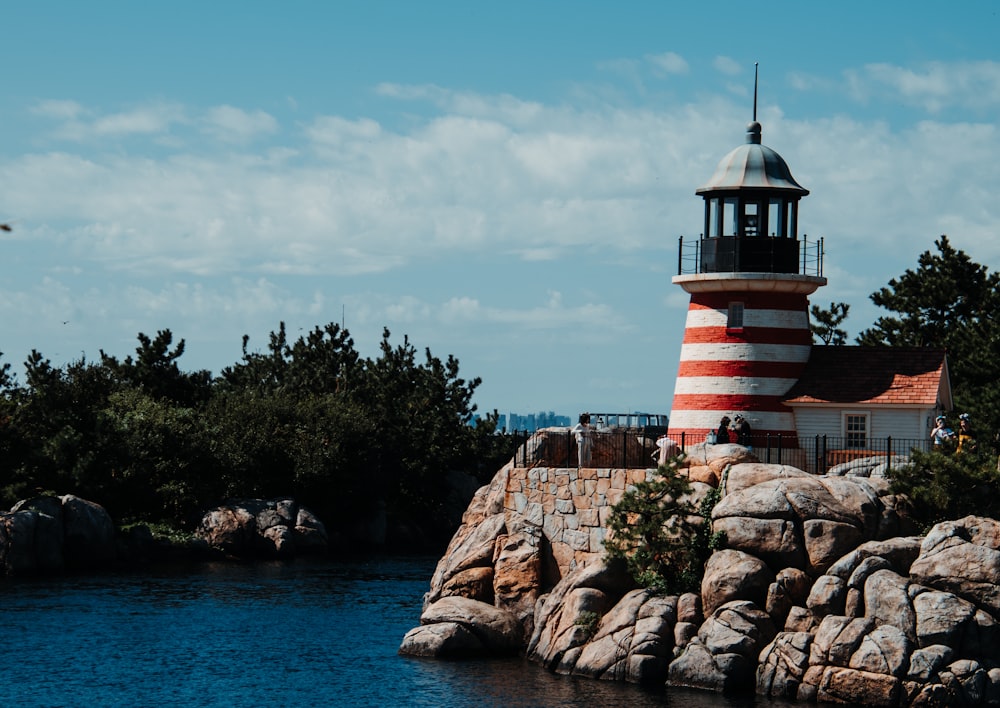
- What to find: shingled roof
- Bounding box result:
[783,346,950,407]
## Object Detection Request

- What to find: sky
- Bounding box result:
[3,1,1000,420]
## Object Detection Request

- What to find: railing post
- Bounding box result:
[777,433,783,465]
[822,435,828,473]
[681,431,686,453]
[677,235,683,276]
[765,434,771,463]
[887,436,893,472]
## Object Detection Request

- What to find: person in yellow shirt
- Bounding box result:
[957,413,976,453]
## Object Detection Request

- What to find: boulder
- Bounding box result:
[293,507,329,550]
[722,463,809,496]
[441,566,495,603]
[526,558,634,671]
[1,510,64,574]
[492,528,542,629]
[420,596,523,654]
[398,622,486,657]
[425,513,507,606]
[60,494,116,567]
[757,630,813,699]
[197,506,258,556]
[196,499,327,558]
[668,600,775,693]
[701,549,774,616]
[910,516,1000,618]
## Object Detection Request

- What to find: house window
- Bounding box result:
[727,302,744,330]
[845,413,868,448]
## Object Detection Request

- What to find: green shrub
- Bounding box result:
[887,447,1000,531]
[603,454,725,594]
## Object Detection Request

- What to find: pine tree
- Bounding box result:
[857,235,1000,445]
[604,454,724,593]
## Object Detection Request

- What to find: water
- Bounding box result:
[0,556,768,707]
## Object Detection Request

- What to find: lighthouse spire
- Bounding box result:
[753,62,758,122]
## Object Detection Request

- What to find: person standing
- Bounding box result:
[733,414,752,448]
[715,416,731,445]
[931,415,953,448]
[572,413,593,467]
[957,413,976,453]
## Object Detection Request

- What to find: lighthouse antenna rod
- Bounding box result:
[753,62,759,122]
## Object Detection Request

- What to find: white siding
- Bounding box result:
[791,406,936,445]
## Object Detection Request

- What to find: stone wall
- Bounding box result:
[504,466,652,576]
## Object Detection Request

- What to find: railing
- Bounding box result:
[508,429,936,475]
[676,234,824,277]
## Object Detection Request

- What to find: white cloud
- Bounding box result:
[846,61,1000,113]
[646,52,689,75]
[32,99,87,120]
[31,101,189,142]
[713,56,743,76]
[5,59,1000,402]
[202,105,279,142]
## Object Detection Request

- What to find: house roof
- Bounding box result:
[783,346,951,408]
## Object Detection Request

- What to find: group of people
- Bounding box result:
[711,414,753,447]
[574,409,987,469]
[932,413,976,453]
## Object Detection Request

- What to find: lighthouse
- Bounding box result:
[667,109,826,447]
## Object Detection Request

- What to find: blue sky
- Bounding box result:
[3,2,1000,419]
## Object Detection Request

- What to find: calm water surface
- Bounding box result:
[0,556,781,707]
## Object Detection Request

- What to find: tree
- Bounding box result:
[100,330,212,405]
[810,302,850,345]
[604,454,724,593]
[857,235,1000,441]
[887,447,1000,531]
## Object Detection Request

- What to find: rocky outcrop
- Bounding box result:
[758,515,1000,705]
[196,498,328,558]
[1,495,116,575]
[401,433,1000,706]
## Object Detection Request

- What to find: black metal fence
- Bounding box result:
[507,428,936,475]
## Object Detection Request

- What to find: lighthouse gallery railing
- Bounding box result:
[677,234,824,277]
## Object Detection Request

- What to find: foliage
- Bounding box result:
[886,447,1000,531]
[857,235,1000,438]
[574,610,601,639]
[810,302,851,345]
[0,321,497,548]
[604,454,724,594]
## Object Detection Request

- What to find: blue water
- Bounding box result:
[0,557,765,707]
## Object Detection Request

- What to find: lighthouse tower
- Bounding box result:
[667,112,826,445]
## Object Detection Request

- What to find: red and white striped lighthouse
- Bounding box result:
[667,117,825,445]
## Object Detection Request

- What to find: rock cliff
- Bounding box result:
[399,432,1000,706]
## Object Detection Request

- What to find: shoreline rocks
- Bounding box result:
[399,435,1000,706]
[1,494,330,577]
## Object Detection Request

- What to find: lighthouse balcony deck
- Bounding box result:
[677,234,824,277]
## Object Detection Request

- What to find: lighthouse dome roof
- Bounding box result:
[696,121,809,196]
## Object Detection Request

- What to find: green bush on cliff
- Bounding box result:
[886,446,1000,531]
[603,454,725,594]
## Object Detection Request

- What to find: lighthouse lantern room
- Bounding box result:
[667,92,826,447]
